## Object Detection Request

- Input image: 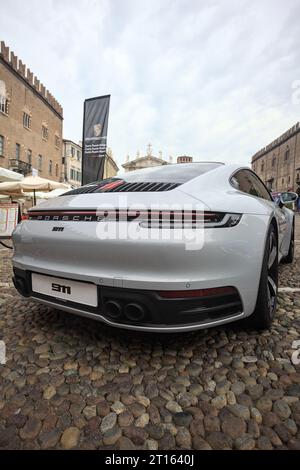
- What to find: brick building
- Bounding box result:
[0,41,63,181]
[103,148,119,179]
[63,140,119,186]
[251,122,300,193]
[177,156,193,163]
[62,139,82,187]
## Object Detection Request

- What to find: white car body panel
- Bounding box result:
[12,163,294,332]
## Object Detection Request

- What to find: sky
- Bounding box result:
[1,0,300,169]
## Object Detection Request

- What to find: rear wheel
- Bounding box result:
[282,221,294,264]
[248,224,278,330]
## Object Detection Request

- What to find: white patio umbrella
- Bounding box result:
[0,168,24,182]
[42,186,72,199]
[0,175,68,204]
[27,186,71,201]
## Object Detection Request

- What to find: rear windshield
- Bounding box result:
[62,162,223,196]
[117,162,222,184]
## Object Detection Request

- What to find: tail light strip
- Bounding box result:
[27,210,241,227]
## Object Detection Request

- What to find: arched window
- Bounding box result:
[55,163,59,177]
[272,155,276,168]
[0,80,9,115]
[42,125,49,140]
[49,159,52,175]
[0,135,4,156]
[284,146,290,161]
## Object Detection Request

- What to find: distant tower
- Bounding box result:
[147,143,152,156]
[169,155,173,163]
[177,156,193,164]
[136,150,140,159]
[159,150,163,160]
[126,154,130,162]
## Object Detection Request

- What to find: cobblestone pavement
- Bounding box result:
[1,217,300,450]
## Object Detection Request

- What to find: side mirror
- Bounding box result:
[273,192,298,208]
[274,196,284,208]
[282,192,298,203]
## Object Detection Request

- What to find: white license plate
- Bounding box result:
[31,273,98,307]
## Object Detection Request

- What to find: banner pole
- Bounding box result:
[81,100,86,186]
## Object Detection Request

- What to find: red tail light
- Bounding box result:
[21,214,29,221]
[158,286,237,299]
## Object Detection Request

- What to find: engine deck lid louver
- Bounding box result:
[61,181,180,196]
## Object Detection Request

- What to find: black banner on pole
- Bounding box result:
[82,94,110,185]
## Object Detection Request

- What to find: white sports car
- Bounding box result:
[12,163,295,332]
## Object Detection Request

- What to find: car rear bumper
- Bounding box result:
[13,267,245,332]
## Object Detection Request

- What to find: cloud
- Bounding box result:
[1,0,300,169]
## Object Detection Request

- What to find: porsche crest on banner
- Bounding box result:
[82,95,110,185]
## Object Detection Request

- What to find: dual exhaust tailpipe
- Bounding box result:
[104,300,146,322]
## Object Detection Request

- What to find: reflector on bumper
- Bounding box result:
[158,286,238,299]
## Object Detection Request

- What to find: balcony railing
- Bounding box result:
[9,159,32,176]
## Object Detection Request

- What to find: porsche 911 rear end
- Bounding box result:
[12,163,268,332]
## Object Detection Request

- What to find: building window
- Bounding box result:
[38,154,43,171]
[71,146,75,157]
[77,150,81,161]
[0,91,9,115]
[55,136,60,148]
[0,135,4,156]
[55,163,59,177]
[23,112,31,129]
[272,156,276,168]
[15,143,20,161]
[282,178,284,185]
[49,160,52,175]
[27,149,32,165]
[261,162,264,172]
[288,175,291,184]
[284,147,290,161]
[42,125,49,140]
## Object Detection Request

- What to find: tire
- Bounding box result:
[248,223,278,330]
[282,220,294,264]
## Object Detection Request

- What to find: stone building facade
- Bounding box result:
[177,156,193,163]
[251,122,300,193]
[63,140,119,186]
[103,148,119,179]
[62,139,82,187]
[122,144,169,172]
[0,41,63,181]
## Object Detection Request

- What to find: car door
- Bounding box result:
[231,169,288,258]
[245,171,289,258]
